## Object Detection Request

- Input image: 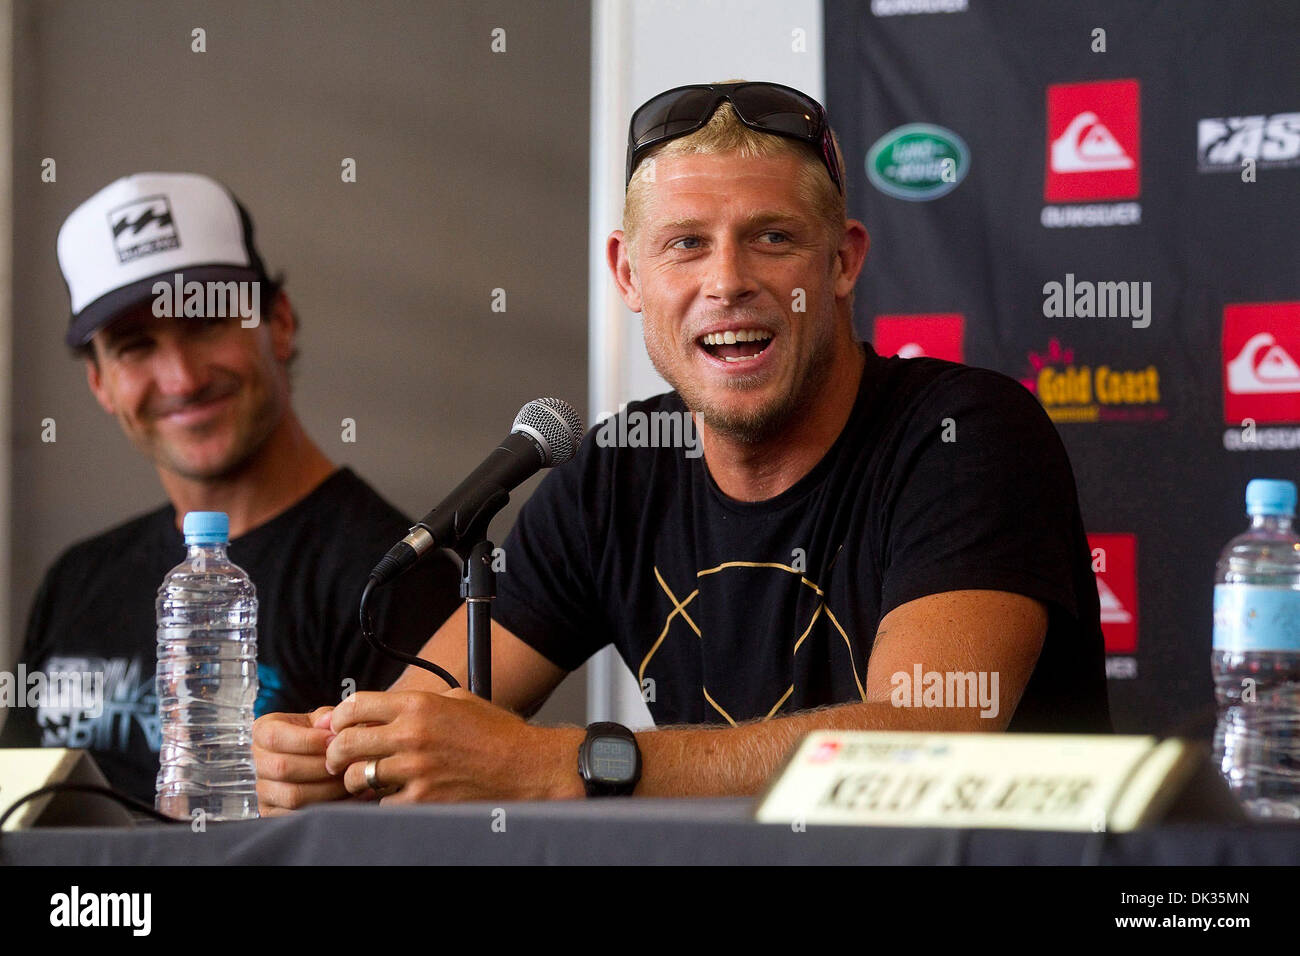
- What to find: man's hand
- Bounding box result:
[250,604,572,813]
[325,689,585,803]
[253,590,1048,808]
[253,706,359,815]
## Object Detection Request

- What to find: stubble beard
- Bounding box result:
[140,382,284,482]
[644,310,840,446]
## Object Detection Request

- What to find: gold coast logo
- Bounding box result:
[1020,339,1166,423]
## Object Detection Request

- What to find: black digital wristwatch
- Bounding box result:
[577,721,642,796]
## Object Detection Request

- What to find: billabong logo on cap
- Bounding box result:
[108,195,180,264]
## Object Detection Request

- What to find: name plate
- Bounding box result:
[755,731,1203,832]
[0,748,134,830]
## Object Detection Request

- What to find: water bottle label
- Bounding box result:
[1213,585,1300,652]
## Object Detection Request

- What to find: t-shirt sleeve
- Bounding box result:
[492,439,609,671]
[877,367,1086,621]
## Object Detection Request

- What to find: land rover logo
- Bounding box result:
[866,123,970,200]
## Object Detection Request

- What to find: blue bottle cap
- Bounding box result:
[183,511,230,544]
[1245,479,1297,516]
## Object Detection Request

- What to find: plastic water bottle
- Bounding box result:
[1213,478,1300,820]
[156,511,259,821]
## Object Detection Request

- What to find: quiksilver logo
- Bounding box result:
[1226,333,1300,395]
[1050,111,1135,173]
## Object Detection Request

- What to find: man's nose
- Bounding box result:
[703,239,759,306]
[151,336,210,394]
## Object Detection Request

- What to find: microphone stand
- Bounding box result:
[364,395,584,700]
[460,539,495,700]
[445,489,510,702]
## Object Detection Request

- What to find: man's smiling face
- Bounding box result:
[85,298,293,481]
[616,151,854,443]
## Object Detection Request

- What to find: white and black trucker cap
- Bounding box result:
[57,172,269,348]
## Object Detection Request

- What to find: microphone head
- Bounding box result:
[512,398,585,466]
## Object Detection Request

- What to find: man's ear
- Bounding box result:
[266,290,296,362]
[606,230,643,313]
[833,220,870,300]
[84,352,115,415]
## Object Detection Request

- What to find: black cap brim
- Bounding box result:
[66,264,265,349]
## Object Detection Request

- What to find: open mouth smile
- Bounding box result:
[696,328,775,364]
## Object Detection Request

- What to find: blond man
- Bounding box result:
[254,81,1110,808]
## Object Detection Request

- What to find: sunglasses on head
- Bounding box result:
[625,81,844,194]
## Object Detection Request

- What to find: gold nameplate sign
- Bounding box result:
[755,732,1207,832]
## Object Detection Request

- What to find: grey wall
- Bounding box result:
[6,0,591,724]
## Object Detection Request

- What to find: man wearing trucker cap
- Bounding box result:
[0,172,460,804]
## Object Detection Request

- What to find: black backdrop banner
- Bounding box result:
[824,0,1300,737]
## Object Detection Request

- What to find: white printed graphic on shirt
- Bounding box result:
[37,655,161,752]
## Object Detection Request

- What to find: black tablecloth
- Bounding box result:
[4,798,1299,865]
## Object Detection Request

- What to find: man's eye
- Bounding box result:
[758,231,789,243]
[114,340,149,355]
[670,236,702,250]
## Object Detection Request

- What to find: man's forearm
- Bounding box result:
[631,700,975,797]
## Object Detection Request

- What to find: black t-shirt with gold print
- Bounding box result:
[494,344,1111,733]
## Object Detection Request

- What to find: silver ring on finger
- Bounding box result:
[364,757,384,792]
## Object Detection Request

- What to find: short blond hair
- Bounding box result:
[623,98,848,263]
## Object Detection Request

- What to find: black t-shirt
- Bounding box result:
[494,345,1111,733]
[0,467,462,803]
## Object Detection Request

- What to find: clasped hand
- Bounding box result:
[253,688,571,814]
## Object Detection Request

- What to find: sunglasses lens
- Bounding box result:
[631,87,720,148]
[627,83,841,193]
[729,87,822,139]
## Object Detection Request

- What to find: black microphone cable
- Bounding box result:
[0,782,181,834]
[357,397,584,689]
[359,576,460,690]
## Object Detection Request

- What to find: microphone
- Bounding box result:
[369,398,585,585]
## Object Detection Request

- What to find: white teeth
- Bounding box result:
[723,353,760,362]
[701,329,774,346]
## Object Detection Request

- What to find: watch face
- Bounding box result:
[590,736,637,782]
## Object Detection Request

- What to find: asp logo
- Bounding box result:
[873,314,964,362]
[1045,80,1141,203]
[1199,113,1300,172]
[1223,302,1300,425]
[1088,533,1138,675]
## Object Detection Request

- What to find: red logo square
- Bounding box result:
[1223,302,1300,425]
[808,740,841,763]
[873,314,965,363]
[1045,79,1141,202]
[1088,533,1138,654]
